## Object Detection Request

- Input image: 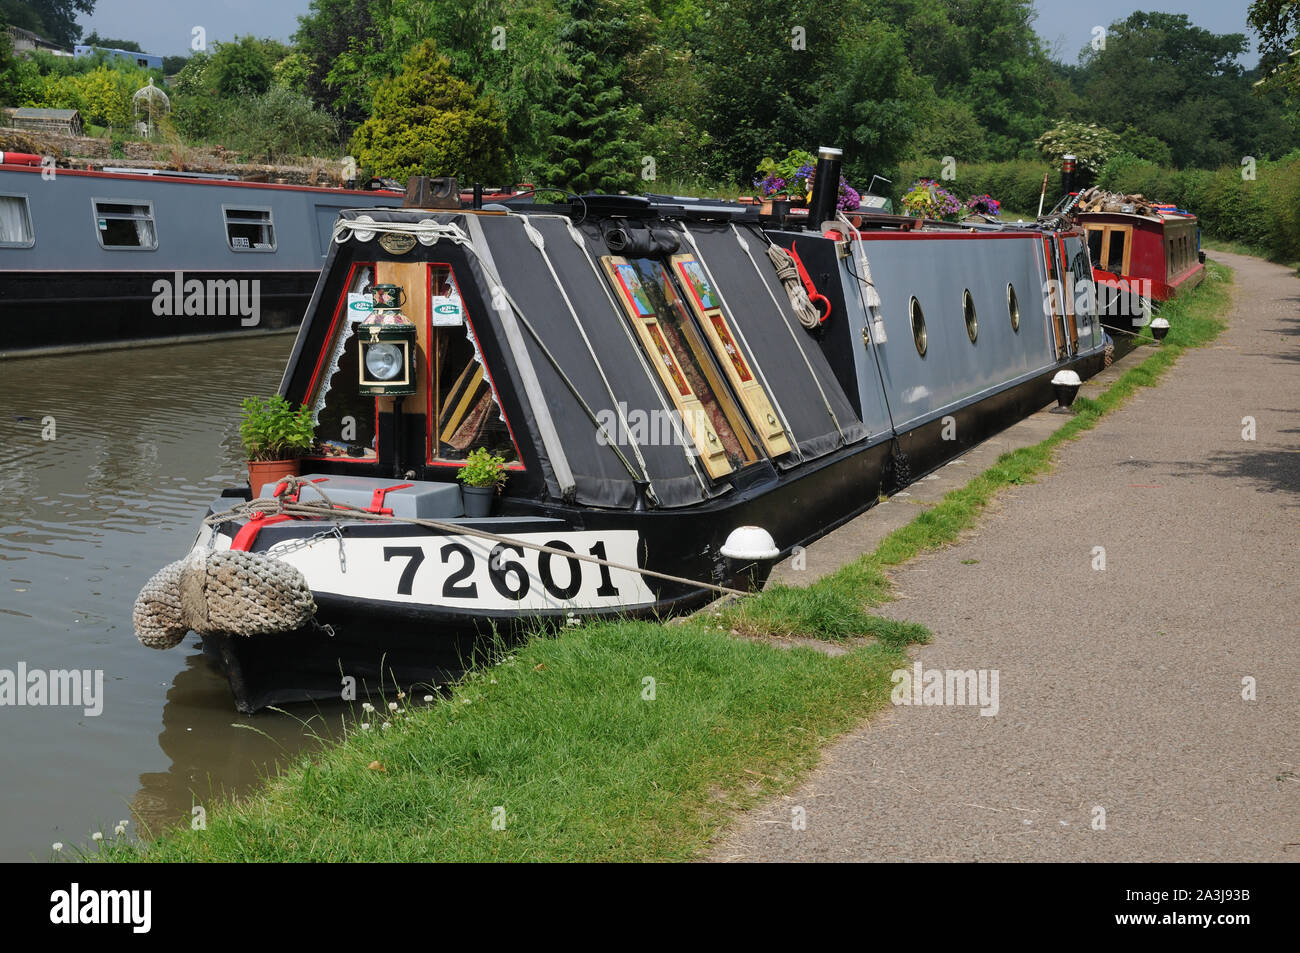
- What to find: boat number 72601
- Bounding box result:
[273,530,653,611]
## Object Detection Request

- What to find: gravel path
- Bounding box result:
[712,250,1300,862]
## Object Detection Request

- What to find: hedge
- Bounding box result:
[896,159,1063,216]
[898,153,1300,263]
[1095,152,1300,262]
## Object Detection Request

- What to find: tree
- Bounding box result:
[334,0,566,165]
[697,1,932,184]
[83,31,141,52]
[6,0,95,47]
[0,11,14,106]
[1076,12,1282,168]
[208,35,274,97]
[272,52,312,95]
[349,40,510,184]
[1249,0,1300,118]
[293,0,384,124]
[534,0,639,192]
[72,65,134,127]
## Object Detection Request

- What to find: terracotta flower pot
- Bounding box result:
[247,458,301,497]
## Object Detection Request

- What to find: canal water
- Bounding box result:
[0,334,349,861]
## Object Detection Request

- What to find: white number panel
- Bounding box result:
[260,529,652,611]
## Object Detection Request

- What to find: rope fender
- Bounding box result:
[133,548,316,649]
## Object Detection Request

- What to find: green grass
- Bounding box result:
[96,260,1232,863]
[98,623,916,862]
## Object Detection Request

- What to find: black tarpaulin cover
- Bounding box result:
[297,208,864,509]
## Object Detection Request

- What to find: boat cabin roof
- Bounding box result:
[281,206,868,509]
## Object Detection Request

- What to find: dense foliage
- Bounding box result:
[349,40,510,184]
[0,0,94,48]
[5,1,1297,204]
[1095,152,1300,262]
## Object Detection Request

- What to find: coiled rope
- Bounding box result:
[765,243,823,329]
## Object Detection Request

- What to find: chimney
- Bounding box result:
[808,146,843,228]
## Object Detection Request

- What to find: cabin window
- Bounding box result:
[910,296,927,356]
[92,199,157,249]
[223,207,275,251]
[963,289,978,343]
[308,264,380,461]
[1086,228,1103,265]
[1105,230,1126,274]
[1007,283,1020,332]
[428,265,518,464]
[0,194,33,246]
[602,255,759,477]
[1069,245,1094,338]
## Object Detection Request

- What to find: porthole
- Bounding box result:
[963,289,978,343]
[910,296,927,356]
[1007,283,1020,332]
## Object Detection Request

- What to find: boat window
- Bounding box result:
[429,265,518,464]
[0,194,33,246]
[92,199,157,249]
[223,207,275,251]
[963,289,978,343]
[1069,244,1094,339]
[602,255,758,479]
[1105,229,1125,274]
[1086,228,1102,264]
[910,296,927,356]
[1007,283,1020,332]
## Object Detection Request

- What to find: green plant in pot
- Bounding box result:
[458,447,507,517]
[239,395,316,495]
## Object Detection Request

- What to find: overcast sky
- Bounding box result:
[77,0,1260,65]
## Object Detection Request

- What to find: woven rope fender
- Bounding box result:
[133,549,317,649]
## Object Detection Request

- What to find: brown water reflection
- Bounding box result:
[0,334,350,861]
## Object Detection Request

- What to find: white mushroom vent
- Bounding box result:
[720,526,780,561]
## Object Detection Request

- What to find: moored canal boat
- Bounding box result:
[0,158,405,356]
[133,149,1108,712]
[1074,198,1205,335]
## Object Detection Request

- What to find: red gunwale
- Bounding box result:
[840,229,1047,241]
[0,161,403,198]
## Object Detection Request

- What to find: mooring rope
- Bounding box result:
[206,477,752,598]
[765,242,823,330]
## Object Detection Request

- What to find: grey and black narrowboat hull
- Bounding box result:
[196,354,1098,713]
[0,162,402,356]
[134,170,1109,712]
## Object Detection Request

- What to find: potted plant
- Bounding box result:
[238,395,316,494]
[458,447,507,517]
[901,179,963,222]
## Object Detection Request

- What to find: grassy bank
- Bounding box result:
[98,262,1232,863]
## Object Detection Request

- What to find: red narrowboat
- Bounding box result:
[1078,208,1205,328]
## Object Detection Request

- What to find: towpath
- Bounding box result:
[712,250,1300,861]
